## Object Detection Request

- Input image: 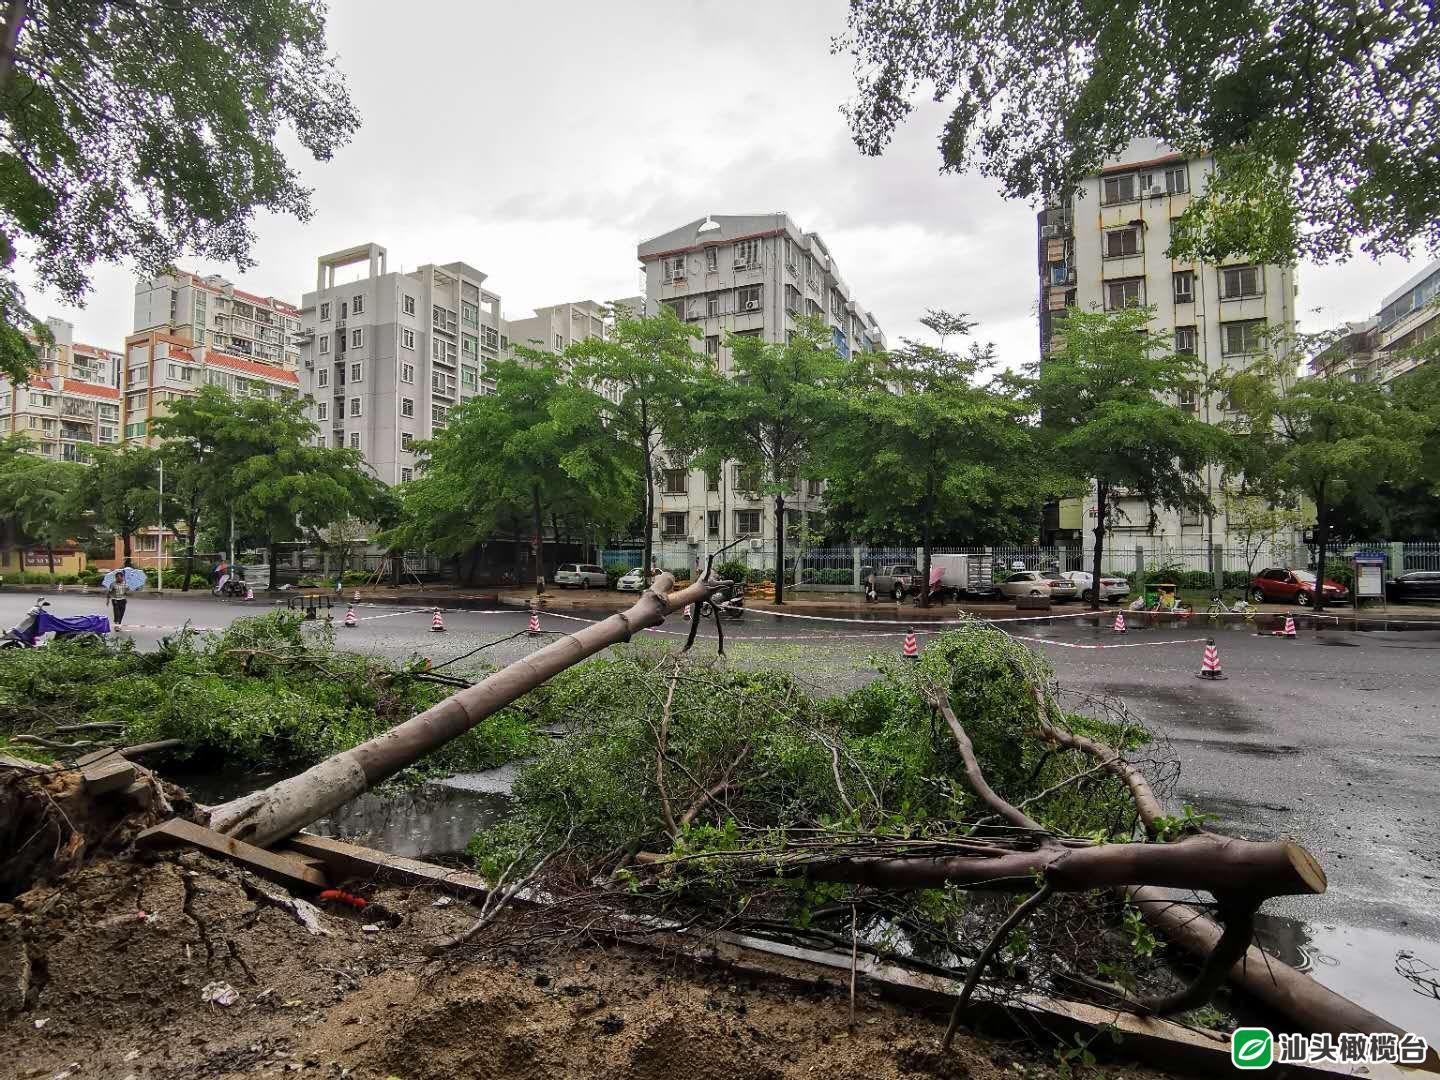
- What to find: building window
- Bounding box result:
[431,403,448,424]
[317,368,329,387]
[319,334,330,355]
[1104,226,1140,258]
[319,301,331,322]
[1161,165,1188,194]
[482,325,499,353]
[734,239,759,268]
[1178,386,1197,412]
[737,285,762,313]
[807,478,823,496]
[351,294,364,315]
[402,295,416,316]
[1174,325,1198,354]
[705,247,718,272]
[349,431,360,450]
[350,362,362,382]
[1222,319,1266,356]
[662,468,687,494]
[317,401,328,421]
[661,511,687,539]
[1219,265,1263,300]
[462,334,477,357]
[401,327,415,350]
[735,465,761,494]
[1173,271,1195,304]
[706,293,721,317]
[401,362,414,384]
[401,467,413,482]
[735,510,761,537]
[663,255,686,283]
[336,398,344,419]
[349,396,361,416]
[350,328,364,348]
[707,510,720,537]
[461,366,478,390]
[1103,278,1143,310]
[400,397,415,418]
[666,298,684,319]
[706,470,719,492]
[1101,173,1136,205]
[705,335,719,358]
[401,432,413,450]
[554,334,563,350]
[785,284,802,314]
[461,301,478,327]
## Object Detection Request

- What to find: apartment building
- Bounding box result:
[120,330,301,444]
[135,271,302,370]
[0,317,122,461]
[636,213,885,562]
[295,243,504,485]
[505,300,610,356]
[1313,259,1440,384]
[1038,140,1297,557]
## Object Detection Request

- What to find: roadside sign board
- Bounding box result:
[1353,555,1386,599]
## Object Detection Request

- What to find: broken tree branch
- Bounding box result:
[927,693,1051,839]
[942,882,1055,1051]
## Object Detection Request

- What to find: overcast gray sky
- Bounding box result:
[19,0,1431,365]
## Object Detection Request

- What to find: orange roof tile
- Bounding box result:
[202,350,299,384]
[59,378,119,400]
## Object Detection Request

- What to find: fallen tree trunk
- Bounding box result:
[206,573,721,847]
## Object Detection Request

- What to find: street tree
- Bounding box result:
[823,331,1048,606]
[1218,353,1430,611]
[692,320,847,604]
[1222,492,1313,576]
[1023,306,1224,611]
[0,456,88,573]
[563,311,708,579]
[0,0,359,381]
[74,445,159,561]
[838,0,1440,264]
[390,352,636,594]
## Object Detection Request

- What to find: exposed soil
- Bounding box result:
[0,852,1179,1080]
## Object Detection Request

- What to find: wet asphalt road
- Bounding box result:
[6,590,1439,943]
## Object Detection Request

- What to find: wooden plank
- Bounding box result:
[81,758,136,795]
[287,834,490,901]
[135,819,328,891]
[74,747,118,768]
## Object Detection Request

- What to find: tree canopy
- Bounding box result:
[838,0,1440,264]
[0,0,358,380]
[74,445,159,561]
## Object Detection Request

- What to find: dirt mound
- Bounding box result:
[0,853,1176,1080]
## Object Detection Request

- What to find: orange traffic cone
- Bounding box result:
[430,607,446,633]
[527,610,541,635]
[1273,613,1297,638]
[1112,611,1127,633]
[343,605,357,628]
[902,628,919,660]
[1197,638,1226,680]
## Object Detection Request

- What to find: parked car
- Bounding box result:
[996,571,1078,601]
[615,568,646,592]
[1060,570,1130,603]
[554,563,607,589]
[1386,570,1440,602]
[1248,568,1349,606]
[867,564,918,601]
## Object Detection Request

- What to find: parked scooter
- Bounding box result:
[0,599,111,648]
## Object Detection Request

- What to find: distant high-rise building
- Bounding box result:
[0,317,122,461]
[1037,140,1298,557]
[134,270,302,370]
[505,300,611,357]
[295,243,504,485]
[636,213,884,562]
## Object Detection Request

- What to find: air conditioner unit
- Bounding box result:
[734,261,752,271]
[1146,185,1165,198]
[745,301,759,311]
[750,539,763,550]
[1039,224,1058,238]
[1066,269,1077,285]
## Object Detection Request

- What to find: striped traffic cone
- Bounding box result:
[343,605,357,628]
[902,628,919,660]
[1273,613,1297,638]
[353,590,360,604]
[1197,638,1227,680]
[1112,611,1127,634]
[430,607,446,633]
[527,610,541,635]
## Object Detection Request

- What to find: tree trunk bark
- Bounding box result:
[640,406,654,581]
[45,543,54,576]
[122,530,132,560]
[531,484,545,595]
[207,572,722,848]
[182,519,197,591]
[0,0,27,93]
[774,492,786,605]
[267,541,279,592]
[1089,480,1108,612]
[1313,480,1329,614]
[919,475,934,608]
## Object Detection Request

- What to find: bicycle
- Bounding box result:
[1206,595,1255,629]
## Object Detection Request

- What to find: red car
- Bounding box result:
[1248,568,1350,606]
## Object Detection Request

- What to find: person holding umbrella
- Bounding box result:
[102,559,145,627]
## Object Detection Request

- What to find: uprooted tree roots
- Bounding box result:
[461,624,1325,1045]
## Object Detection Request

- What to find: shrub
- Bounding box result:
[1323,559,1354,589]
[716,559,749,585]
[605,562,632,588]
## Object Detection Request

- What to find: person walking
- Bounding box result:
[106,561,131,626]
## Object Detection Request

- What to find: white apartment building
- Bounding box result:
[295,243,504,485]
[637,213,885,562]
[1313,258,1440,384]
[505,300,610,356]
[1038,140,1297,560]
[135,271,302,370]
[0,317,122,461]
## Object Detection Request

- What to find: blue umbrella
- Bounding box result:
[102,567,147,590]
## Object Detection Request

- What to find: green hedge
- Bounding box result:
[604,562,633,588]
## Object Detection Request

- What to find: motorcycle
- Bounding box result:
[0,599,111,648]
[213,573,248,599]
